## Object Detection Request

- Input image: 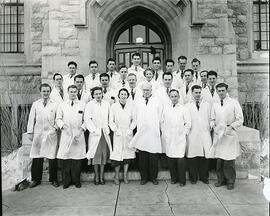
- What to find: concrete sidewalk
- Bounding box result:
[2,180,268,216]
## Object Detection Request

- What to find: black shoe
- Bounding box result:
[201,179,209,184]
[215,182,226,187]
[227,184,234,190]
[94,176,99,185]
[100,178,105,185]
[171,180,177,184]
[63,184,70,189]
[190,181,197,184]
[179,183,186,187]
[140,180,147,185]
[51,181,59,187]
[75,183,81,188]
[152,179,158,185]
[29,181,41,188]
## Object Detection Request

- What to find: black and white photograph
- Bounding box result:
[1,0,269,215]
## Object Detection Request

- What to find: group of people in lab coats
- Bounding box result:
[26,52,244,191]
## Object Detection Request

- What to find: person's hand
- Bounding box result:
[62,124,68,130]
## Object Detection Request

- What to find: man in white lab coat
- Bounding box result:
[210,83,243,190]
[200,70,208,88]
[191,58,201,85]
[56,85,86,189]
[129,83,162,185]
[186,85,212,184]
[62,61,78,96]
[113,65,129,91]
[74,74,91,103]
[161,89,191,186]
[85,60,100,91]
[27,83,59,188]
[106,58,120,88]
[100,73,117,105]
[126,73,142,103]
[180,69,196,104]
[201,70,220,105]
[128,52,145,83]
[165,59,175,73]
[50,73,64,104]
[172,55,187,89]
[152,56,164,85]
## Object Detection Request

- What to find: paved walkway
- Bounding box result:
[2,180,268,216]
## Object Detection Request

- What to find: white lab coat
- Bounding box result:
[179,81,196,104]
[154,86,184,108]
[129,96,162,153]
[84,73,101,91]
[102,87,117,105]
[126,86,143,103]
[154,70,164,86]
[161,103,191,157]
[50,86,64,104]
[201,85,220,105]
[27,99,58,159]
[128,65,145,83]
[62,73,77,96]
[172,70,184,89]
[111,78,129,92]
[84,99,112,159]
[185,100,212,158]
[107,71,120,89]
[209,96,243,160]
[109,102,136,161]
[77,89,91,103]
[56,100,86,159]
[138,80,160,95]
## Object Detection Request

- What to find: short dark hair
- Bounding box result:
[162,72,173,79]
[128,73,137,78]
[200,70,208,76]
[207,70,218,78]
[152,56,161,63]
[74,74,84,82]
[39,83,51,92]
[100,73,110,80]
[191,85,202,92]
[67,84,78,91]
[107,58,115,65]
[89,60,98,67]
[191,58,201,65]
[119,65,127,70]
[132,52,141,58]
[216,83,228,90]
[68,61,77,68]
[169,89,179,95]
[143,67,155,77]
[177,56,187,61]
[118,88,130,99]
[91,86,103,98]
[53,73,62,80]
[183,69,194,76]
[165,59,175,65]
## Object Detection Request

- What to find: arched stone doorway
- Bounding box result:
[107,7,172,70]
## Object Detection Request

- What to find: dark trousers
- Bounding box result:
[31,158,58,182]
[216,158,236,184]
[61,159,81,186]
[187,157,209,182]
[167,157,186,184]
[138,150,159,181]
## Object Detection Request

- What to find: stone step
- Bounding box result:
[42,170,248,182]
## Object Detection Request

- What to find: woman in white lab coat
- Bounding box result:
[138,68,160,94]
[109,88,136,184]
[84,87,112,185]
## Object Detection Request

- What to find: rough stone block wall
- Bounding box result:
[227,0,249,60]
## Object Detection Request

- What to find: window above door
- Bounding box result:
[116,24,162,45]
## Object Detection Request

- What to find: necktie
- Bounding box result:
[203,83,206,88]
[135,66,138,72]
[181,70,184,79]
[221,99,223,106]
[43,100,47,107]
[110,72,113,78]
[92,73,95,80]
[173,104,176,108]
[59,88,64,99]
[103,87,107,94]
[186,84,189,94]
[211,87,215,96]
[155,71,158,80]
[166,88,170,95]
[195,72,198,80]
[122,80,125,87]
[77,91,81,100]
[196,101,200,110]
[145,98,149,105]
[71,101,74,106]
[131,88,135,100]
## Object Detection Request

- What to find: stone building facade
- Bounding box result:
[0,0,269,174]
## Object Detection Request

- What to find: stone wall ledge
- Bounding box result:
[0,64,41,76]
[238,126,261,143]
